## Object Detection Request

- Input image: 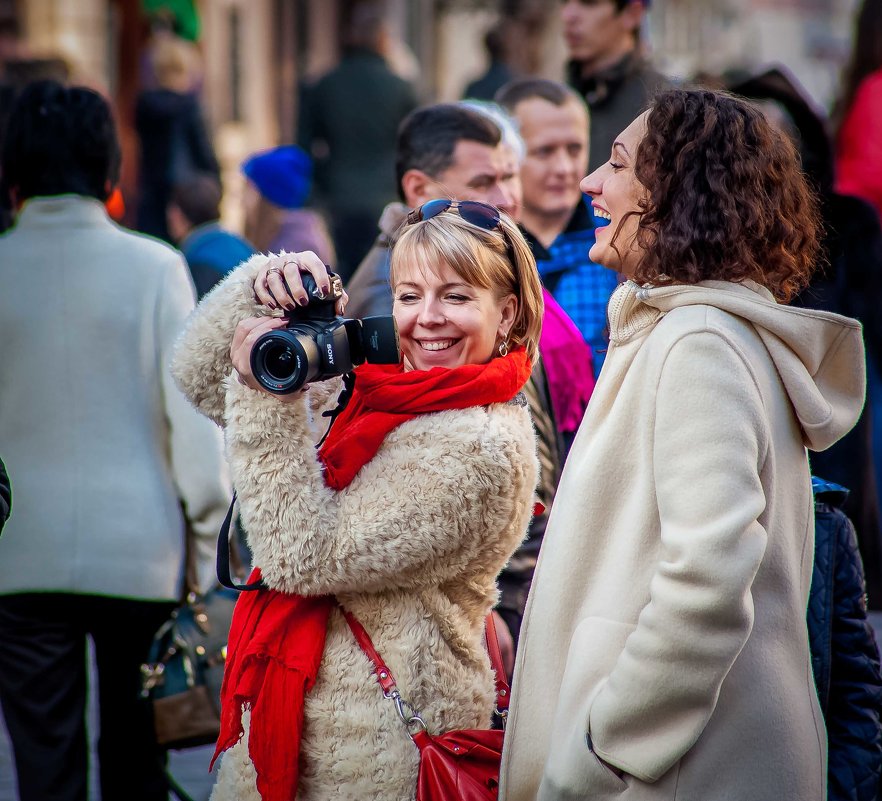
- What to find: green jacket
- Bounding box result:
[297,49,418,217]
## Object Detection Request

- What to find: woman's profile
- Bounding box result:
[501,89,866,801]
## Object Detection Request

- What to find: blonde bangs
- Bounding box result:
[390,215,506,294]
[390,211,544,363]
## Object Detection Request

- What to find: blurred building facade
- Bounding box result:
[1,0,863,230]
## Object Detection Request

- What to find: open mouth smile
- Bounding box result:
[593,206,612,227]
[418,339,459,352]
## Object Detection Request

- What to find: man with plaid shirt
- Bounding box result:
[498,78,619,377]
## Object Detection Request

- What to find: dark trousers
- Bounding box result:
[0,593,175,801]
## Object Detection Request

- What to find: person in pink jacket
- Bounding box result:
[834,0,882,222]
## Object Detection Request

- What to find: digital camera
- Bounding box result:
[250,270,400,394]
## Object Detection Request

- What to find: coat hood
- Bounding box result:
[609,280,866,452]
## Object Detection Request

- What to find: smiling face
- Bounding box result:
[580,111,648,276]
[392,258,516,372]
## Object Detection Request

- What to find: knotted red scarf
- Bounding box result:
[213,349,531,801]
[320,348,532,490]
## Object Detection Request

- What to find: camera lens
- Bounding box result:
[264,344,297,381]
[251,329,317,393]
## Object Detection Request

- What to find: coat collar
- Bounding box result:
[13,195,111,230]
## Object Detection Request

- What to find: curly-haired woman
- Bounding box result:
[500,89,867,801]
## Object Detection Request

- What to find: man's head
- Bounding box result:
[167,172,222,243]
[1,80,120,205]
[560,0,647,74]
[395,103,519,218]
[497,78,588,223]
[341,0,390,55]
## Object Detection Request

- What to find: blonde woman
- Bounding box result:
[172,199,543,800]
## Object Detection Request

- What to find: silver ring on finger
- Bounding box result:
[266,266,284,278]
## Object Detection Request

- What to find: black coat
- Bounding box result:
[809,478,882,801]
[134,88,219,243]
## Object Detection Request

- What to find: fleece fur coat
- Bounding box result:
[500,280,866,801]
[171,254,538,801]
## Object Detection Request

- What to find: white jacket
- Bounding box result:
[501,279,865,801]
[0,196,230,599]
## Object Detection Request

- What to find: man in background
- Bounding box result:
[345,102,519,318]
[297,0,418,281]
[498,77,618,377]
[462,24,516,101]
[167,172,255,298]
[562,0,669,170]
[0,80,230,801]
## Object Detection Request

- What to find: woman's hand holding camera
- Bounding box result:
[230,316,301,399]
[253,251,347,315]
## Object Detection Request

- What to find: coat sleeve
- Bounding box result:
[158,252,232,593]
[223,380,537,596]
[587,331,770,782]
[170,252,343,427]
[344,244,394,319]
[826,507,882,801]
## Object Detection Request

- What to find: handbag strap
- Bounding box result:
[341,606,510,715]
[340,607,398,695]
[484,612,510,713]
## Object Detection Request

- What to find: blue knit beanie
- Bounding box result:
[241,145,312,209]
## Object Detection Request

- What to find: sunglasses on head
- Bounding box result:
[406,199,516,265]
[406,198,503,230]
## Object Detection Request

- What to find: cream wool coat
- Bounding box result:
[171,254,539,801]
[500,280,866,801]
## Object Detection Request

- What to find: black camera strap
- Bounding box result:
[216,494,266,591]
[316,370,357,448]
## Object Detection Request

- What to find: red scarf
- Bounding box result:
[320,348,532,490]
[213,349,531,801]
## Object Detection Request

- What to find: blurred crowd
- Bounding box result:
[1,0,882,799]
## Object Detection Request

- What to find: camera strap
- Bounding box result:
[216,494,266,591]
[316,371,357,449]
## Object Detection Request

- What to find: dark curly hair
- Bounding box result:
[629,89,821,302]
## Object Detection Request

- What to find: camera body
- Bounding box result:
[250,270,399,394]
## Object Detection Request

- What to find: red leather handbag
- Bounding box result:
[341,608,509,801]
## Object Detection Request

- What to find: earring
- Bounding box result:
[498,340,509,357]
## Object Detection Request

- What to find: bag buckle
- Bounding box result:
[139,662,166,697]
[391,689,427,734]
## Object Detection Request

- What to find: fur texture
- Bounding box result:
[172,254,539,800]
